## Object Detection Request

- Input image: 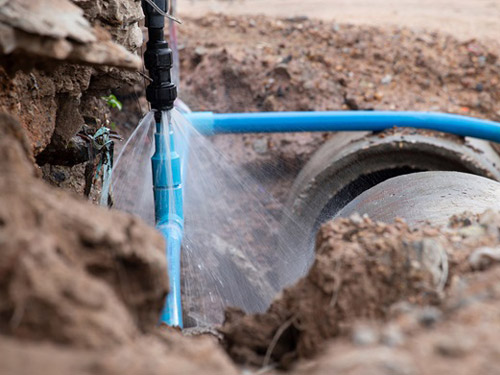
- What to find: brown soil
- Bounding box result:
[176,13,500,202]
[181,0,500,43]
[4,4,500,375]
[0,113,237,374]
[220,211,500,369]
[293,257,500,375]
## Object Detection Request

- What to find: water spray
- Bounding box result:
[136,2,500,330]
[142,0,183,327]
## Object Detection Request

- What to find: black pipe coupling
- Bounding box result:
[144,40,177,111]
[142,0,177,112]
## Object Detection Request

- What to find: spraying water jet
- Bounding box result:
[124,4,500,329]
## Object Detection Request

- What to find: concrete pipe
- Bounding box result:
[286,129,500,252]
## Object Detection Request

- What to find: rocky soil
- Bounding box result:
[0,0,143,197]
[176,13,500,201]
[222,211,500,373]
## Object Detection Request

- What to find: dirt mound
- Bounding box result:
[0,114,238,373]
[0,328,237,375]
[294,262,500,375]
[182,14,500,117]
[176,14,500,202]
[221,211,500,368]
[0,113,167,347]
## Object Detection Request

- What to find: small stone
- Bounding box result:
[435,336,475,358]
[273,65,291,79]
[468,246,500,270]
[352,324,379,346]
[374,92,384,101]
[381,74,393,85]
[253,138,269,154]
[349,213,364,225]
[458,225,485,238]
[194,46,207,56]
[417,306,442,327]
[381,324,405,347]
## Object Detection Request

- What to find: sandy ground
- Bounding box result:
[180,0,500,41]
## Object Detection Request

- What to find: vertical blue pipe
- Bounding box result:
[152,119,184,328]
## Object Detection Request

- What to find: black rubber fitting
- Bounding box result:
[142,0,177,113]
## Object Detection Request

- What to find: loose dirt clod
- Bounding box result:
[293,263,500,375]
[221,211,500,368]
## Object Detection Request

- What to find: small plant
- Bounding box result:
[102,94,123,111]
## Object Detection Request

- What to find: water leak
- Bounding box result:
[112,108,311,327]
[111,111,155,225]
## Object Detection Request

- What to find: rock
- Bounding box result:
[0,0,141,69]
[417,306,442,328]
[434,335,475,358]
[352,324,379,346]
[468,246,500,270]
[0,0,144,158]
[253,137,269,154]
[381,74,393,85]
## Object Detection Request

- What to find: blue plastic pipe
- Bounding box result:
[153,109,500,328]
[187,111,500,143]
[157,223,183,327]
[152,120,184,328]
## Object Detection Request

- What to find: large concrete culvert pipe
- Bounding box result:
[338,171,500,226]
[285,129,500,252]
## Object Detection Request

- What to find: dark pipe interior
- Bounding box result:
[312,167,424,239]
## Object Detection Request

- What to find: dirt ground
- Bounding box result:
[221,210,500,373]
[181,0,500,42]
[175,13,500,204]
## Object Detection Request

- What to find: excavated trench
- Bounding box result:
[3,4,500,375]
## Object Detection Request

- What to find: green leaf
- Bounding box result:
[101,94,123,111]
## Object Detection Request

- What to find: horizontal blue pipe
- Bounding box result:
[187,111,500,143]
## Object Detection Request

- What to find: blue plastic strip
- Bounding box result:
[187,111,500,143]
